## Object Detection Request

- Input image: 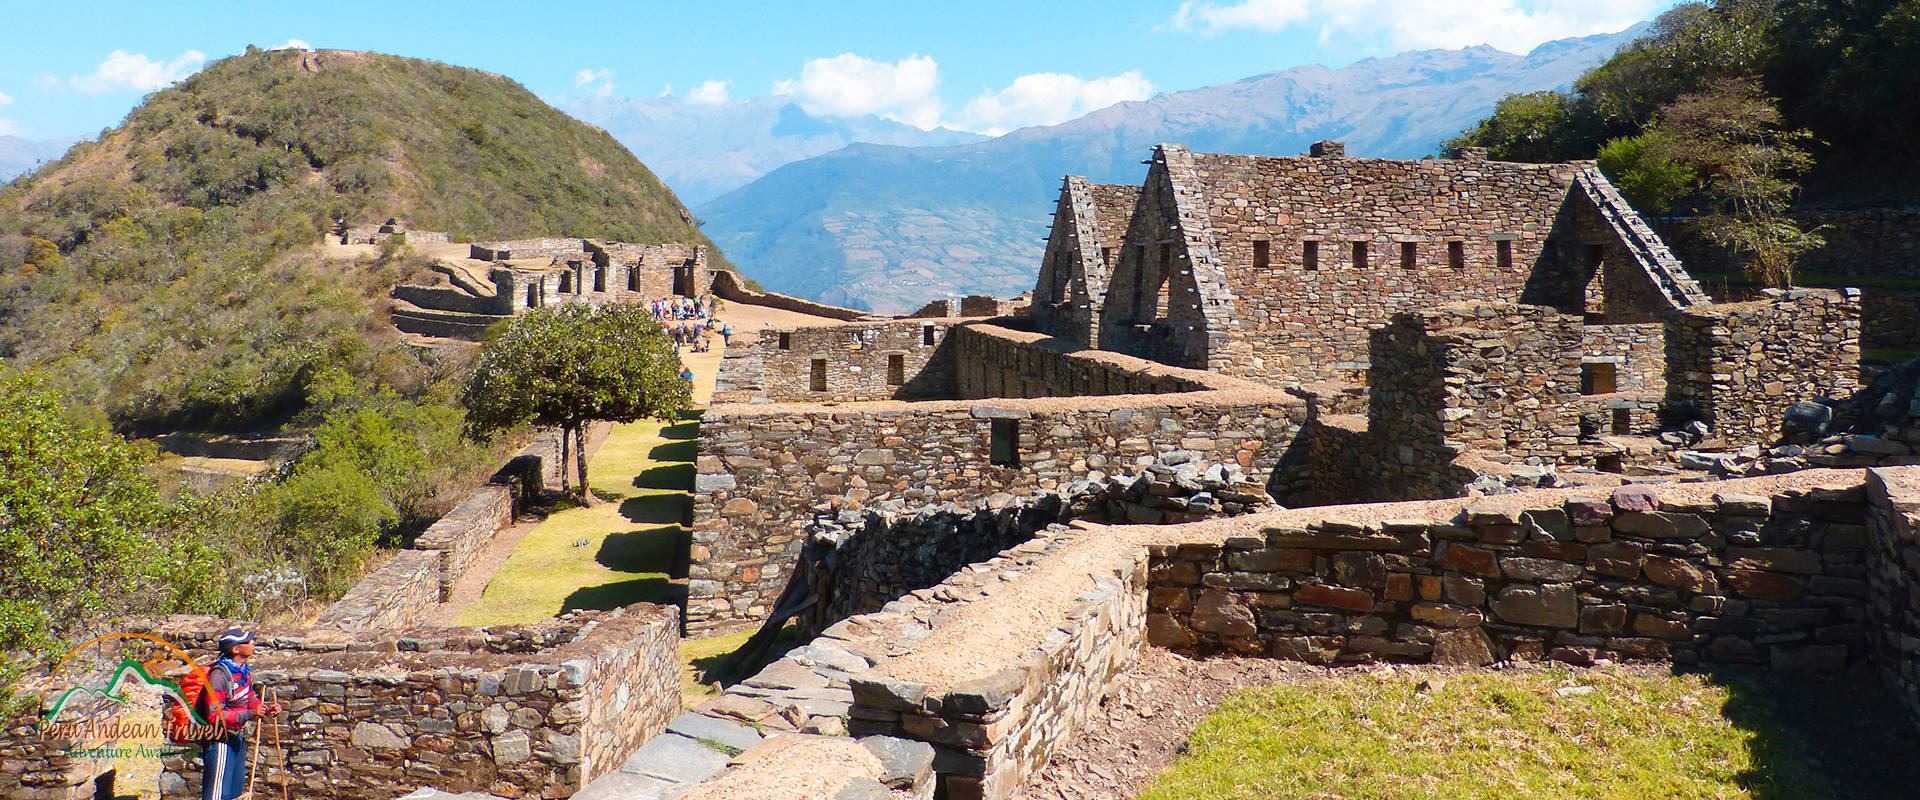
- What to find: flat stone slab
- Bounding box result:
[620,732,732,784]
[569,771,683,800]
[666,711,764,755]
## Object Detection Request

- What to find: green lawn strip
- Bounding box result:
[454,418,693,626]
[1139,668,1831,800]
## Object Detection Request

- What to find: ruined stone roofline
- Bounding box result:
[1177,148,1584,174]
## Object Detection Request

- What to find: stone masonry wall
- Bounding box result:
[1666,289,1861,442]
[846,528,1148,800]
[747,319,958,403]
[1147,480,1874,670]
[314,442,546,630]
[1868,468,1920,729]
[144,607,678,800]
[1583,322,1666,395]
[687,383,1306,635]
[949,325,1211,399]
[1864,290,1920,350]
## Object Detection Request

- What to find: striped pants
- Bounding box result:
[201,735,246,800]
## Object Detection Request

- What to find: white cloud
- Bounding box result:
[69,49,206,95]
[574,68,615,89]
[772,53,944,130]
[687,79,732,105]
[267,39,313,51]
[1169,0,1661,54]
[957,71,1154,135]
[0,90,11,107]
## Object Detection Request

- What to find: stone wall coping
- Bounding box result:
[831,469,1896,696]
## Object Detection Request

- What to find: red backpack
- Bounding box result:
[163,664,221,743]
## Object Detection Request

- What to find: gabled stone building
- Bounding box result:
[1058,141,1709,386]
[1031,176,1139,347]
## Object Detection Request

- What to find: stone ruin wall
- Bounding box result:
[723,319,959,404]
[146,609,678,800]
[686,325,1309,635]
[1,607,679,800]
[707,269,877,323]
[666,468,1917,800]
[1582,322,1667,395]
[1148,482,1874,669]
[1666,289,1862,443]
[314,442,549,631]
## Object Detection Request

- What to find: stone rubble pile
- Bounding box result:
[1703,360,1920,477]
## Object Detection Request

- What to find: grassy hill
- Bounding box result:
[0,47,724,431]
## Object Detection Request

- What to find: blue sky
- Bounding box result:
[0,0,1678,140]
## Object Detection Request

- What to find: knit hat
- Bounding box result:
[216,628,253,654]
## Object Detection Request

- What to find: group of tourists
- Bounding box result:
[650,294,713,321]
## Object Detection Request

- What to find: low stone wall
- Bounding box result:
[314,440,547,629]
[469,238,584,263]
[950,325,1213,399]
[709,269,875,322]
[688,385,1305,635]
[1666,289,1861,442]
[1869,468,1920,728]
[795,455,1270,640]
[390,284,501,316]
[145,607,678,800]
[413,484,515,601]
[1147,476,1874,669]
[313,549,441,630]
[850,539,1147,800]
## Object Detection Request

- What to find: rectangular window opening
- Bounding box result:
[778,332,792,350]
[1400,241,1416,270]
[810,358,827,392]
[1597,453,1624,474]
[1253,239,1270,270]
[1611,407,1632,436]
[1497,239,1513,271]
[921,325,935,346]
[1302,240,1319,271]
[887,354,905,386]
[1352,241,1368,269]
[1581,362,1618,395]
[990,419,1020,467]
[1448,240,1465,270]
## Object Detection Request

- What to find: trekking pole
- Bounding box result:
[269,689,289,800]
[244,706,262,800]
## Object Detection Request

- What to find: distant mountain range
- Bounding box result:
[694,25,1649,313]
[0,135,80,183]
[561,94,985,205]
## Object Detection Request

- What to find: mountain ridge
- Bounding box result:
[697,25,1649,312]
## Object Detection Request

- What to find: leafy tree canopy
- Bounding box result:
[462,304,691,500]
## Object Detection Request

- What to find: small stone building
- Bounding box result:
[1036,142,1709,387]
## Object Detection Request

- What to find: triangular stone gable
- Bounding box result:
[1097,144,1240,370]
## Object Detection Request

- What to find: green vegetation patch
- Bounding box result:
[1140,667,1830,800]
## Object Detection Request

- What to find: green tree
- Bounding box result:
[460,304,691,503]
[1443,91,1581,163]
[0,370,169,676]
[1597,132,1698,214]
[1649,78,1821,287]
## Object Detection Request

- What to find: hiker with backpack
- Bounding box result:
[198,628,280,800]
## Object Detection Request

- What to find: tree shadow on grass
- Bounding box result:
[597,525,679,573]
[562,576,669,612]
[619,494,689,526]
[660,420,700,441]
[1707,664,1920,799]
[634,461,693,491]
